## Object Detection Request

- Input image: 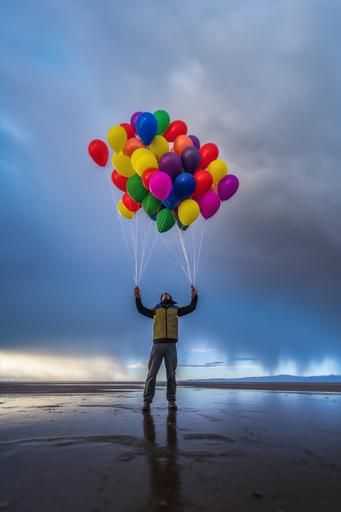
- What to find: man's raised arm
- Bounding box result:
[178,285,198,317]
[134,287,155,318]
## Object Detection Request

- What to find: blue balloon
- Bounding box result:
[162,188,179,209]
[136,112,158,145]
[173,172,196,199]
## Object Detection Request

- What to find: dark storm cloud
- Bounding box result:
[179,361,260,368]
[180,361,226,368]
[0,0,340,374]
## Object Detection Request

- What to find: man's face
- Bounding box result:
[161,293,171,302]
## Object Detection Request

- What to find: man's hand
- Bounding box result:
[134,286,141,299]
[191,285,198,299]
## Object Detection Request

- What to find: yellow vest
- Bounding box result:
[153,306,179,341]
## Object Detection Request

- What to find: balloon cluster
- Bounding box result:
[88,110,239,232]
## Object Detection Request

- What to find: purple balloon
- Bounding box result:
[149,171,173,201]
[189,134,200,149]
[159,152,182,180]
[198,191,221,219]
[182,146,201,173]
[218,175,239,201]
[130,111,142,131]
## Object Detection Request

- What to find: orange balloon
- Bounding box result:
[123,137,145,157]
[174,135,193,155]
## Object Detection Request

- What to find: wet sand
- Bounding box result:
[1,383,341,511]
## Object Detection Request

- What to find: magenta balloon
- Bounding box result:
[218,174,239,201]
[149,171,173,200]
[189,135,200,149]
[159,152,182,180]
[198,191,221,219]
[130,111,142,131]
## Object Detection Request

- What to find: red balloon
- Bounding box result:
[193,170,213,199]
[163,120,187,142]
[88,139,109,167]
[199,143,219,169]
[142,167,158,189]
[111,170,128,191]
[122,192,141,212]
[120,122,135,139]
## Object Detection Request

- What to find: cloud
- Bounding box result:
[0,350,127,381]
[179,361,261,369]
[191,346,216,353]
[126,362,146,369]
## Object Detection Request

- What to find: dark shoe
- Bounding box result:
[142,402,150,412]
[168,401,177,410]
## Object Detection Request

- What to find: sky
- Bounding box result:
[1,0,341,380]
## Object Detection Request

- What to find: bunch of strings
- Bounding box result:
[106,170,206,285]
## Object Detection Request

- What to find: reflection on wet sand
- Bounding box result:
[143,410,182,511]
[1,384,341,511]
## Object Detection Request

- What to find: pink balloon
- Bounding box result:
[149,171,173,201]
[198,191,221,219]
[130,111,142,131]
[218,175,239,201]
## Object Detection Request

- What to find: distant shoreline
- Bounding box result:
[179,381,341,392]
[1,381,341,393]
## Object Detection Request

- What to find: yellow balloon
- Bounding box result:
[178,199,200,225]
[112,153,134,177]
[131,148,150,169]
[117,199,135,220]
[207,159,228,185]
[134,153,159,176]
[107,125,127,153]
[150,135,169,159]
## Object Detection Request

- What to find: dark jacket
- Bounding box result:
[135,295,198,343]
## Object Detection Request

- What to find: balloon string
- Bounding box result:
[105,168,205,287]
[105,170,129,252]
[189,230,195,283]
[105,168,140,284]
[161,234,190,282]
[194,223,205,285]
[106,170,138,283]
[168,212,192,281]
[140,227,158,281]
[176,228,192,283]
[138,216,153,283]
[139,204,166,282]
[131,212,139,286]
[177,227,193,284]
[128,218,137,285]
[138,211,155,284]
[192,224,198,285]
[134,213,139,285]
[133,214,138,285]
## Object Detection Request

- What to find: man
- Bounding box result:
[134,285,198,411]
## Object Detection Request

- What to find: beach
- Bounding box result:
[1,382,341,511]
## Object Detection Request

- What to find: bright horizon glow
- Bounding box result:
[1,351,340,381]
[0,351,127,381]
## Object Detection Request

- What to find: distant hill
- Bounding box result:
[186,374,341,383]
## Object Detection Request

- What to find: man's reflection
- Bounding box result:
[143,409,182,511]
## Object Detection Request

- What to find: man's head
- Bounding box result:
[160,292,172,303]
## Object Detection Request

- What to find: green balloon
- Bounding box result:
[142,193,161,215]
[154,110,170,135]
[126,174,148,203]
[157,208,176,233]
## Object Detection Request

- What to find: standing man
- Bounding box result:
[134,286,198,411]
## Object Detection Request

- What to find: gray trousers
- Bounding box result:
[144,342,177,403]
